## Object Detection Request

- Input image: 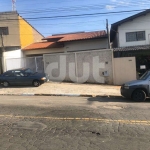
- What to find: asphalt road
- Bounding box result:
[0,96,150,150]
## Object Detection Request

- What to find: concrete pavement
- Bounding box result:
[0,82,121,97]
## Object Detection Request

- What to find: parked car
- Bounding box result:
[121,70,150,102]
[0,68,48,87]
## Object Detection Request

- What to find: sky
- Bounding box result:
[0,0,150,37]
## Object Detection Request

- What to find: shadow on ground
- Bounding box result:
[87,96,150,104]
[0,85,35,89]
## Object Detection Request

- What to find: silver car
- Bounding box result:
[121,71,150,102]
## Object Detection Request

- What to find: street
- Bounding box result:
[0,96,150,150]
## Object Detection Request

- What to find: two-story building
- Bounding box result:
[0,11,44,73]
[110,9,150,76]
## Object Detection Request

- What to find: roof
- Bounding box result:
[0,11,18,15]
[113,45,150,52]
[43,30,107,42]
[23,30,107,50]
[110,9,150,42]
[22,42,57,50]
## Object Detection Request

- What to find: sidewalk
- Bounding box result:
[0,82,121,97]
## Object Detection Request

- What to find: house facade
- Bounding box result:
[22,30,108,56]
[110,9,150,77]
[0,11,43,51]
[0,11,44,72]
[110,9,150,48]
[5,29,136,85]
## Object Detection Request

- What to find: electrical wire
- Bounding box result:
[0,9,147,21]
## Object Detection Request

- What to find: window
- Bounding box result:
[25,68,34,74]
[0,27,9,35]
[14,71,24,77]
[126,31,145,42]
[3,71,14,77]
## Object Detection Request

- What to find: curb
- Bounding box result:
[0,93,122,98]
[35,94,122,98]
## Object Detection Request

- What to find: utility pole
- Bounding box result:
[106,19,110,49]
[0,33,5,73]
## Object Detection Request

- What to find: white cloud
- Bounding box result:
[119,1,129,5]
[110,0,130,6]
[106,5,115,10]
[107,0,150,10]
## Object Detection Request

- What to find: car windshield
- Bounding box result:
[139,71,150,80]
[24,68,35,74]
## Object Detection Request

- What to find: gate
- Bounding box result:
[0,57,2,74]
[6,56,44,73]
[113,57,136,85]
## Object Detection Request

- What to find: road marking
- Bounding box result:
[0,114,150,125]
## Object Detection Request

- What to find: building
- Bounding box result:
[110,9,150,76]
[110,9,150,48]
[0,11,44,73]
[22,30,108,56]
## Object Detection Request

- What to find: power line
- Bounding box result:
[3,26,150,35]
[0,9,147,21]
[18,3,150,15]
[0,19,105,25]
[0,1,150,14]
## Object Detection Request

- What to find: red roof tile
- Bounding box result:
[43,30,107,42]
[23,30,107,50]
[22,42,56,50]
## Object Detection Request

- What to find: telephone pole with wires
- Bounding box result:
[106,19,110,49]
[12,0,16,11]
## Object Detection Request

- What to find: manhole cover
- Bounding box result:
[12,121,47,130]
[103,105,123,110]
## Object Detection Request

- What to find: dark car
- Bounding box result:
[0,68,48,87]
[121,70,150,102]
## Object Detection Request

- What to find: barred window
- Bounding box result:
[0,27,9,35]
[126,31,145,42]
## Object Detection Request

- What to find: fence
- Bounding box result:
[43,49,113,84]
[0,57,2,74]
[5,56,44,73]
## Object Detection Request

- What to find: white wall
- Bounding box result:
[4,49,24,71]
[4,49,24,59]
[118,13,150,47]
[44,49,113,84]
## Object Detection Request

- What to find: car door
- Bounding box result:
[14,71,28,85]
[23,69,35,85]
[3,71,16,85]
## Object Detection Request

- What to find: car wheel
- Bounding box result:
[3,81,9,87]
[132,89,146,102]
[33,80,40,87]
